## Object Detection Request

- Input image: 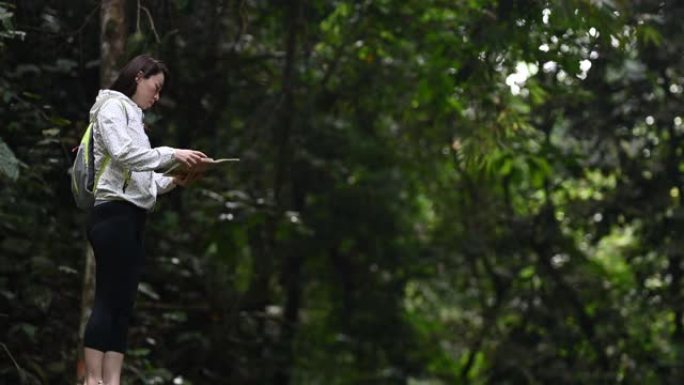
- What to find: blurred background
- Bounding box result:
[2,0,683,384]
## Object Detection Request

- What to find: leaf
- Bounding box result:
[173,0,192,13]
[0,137,19,181]
[138,282,160,300]
[12,323,37,340]
[128,348,151,357]
[46,362,66,374]
[638,25,663,47]
[498,157,513,177]
[519,266,536,280]
[48,117,71,127]
[527,80,549,105]
[20,91,41,100]
[42,128,60,137]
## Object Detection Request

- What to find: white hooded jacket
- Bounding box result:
[90,89,177,210]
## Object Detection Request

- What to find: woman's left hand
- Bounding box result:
[173,171,202,187]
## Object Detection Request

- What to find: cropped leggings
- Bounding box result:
[83,200,147,354]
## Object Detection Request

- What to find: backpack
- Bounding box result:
[70,101,126,209]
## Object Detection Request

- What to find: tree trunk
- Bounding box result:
[665,124,684,384]
[100,0,127,87]
[76,1,126,383]
[273,1,302,384]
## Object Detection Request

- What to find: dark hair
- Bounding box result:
[109,54,169,97]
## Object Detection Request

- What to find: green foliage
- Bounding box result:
[7,0,684,384]
[0,137,20,181]
[0,2,22,181]
[0,2,25,45]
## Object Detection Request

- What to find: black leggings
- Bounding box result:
[83,200,147,354]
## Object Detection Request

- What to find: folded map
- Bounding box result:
[161,157,240,177]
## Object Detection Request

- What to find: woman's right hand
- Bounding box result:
[174,149,207,168]
[173,171,202,187]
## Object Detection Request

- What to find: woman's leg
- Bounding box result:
[83,209,121,384]
[102,351,125,385]
[83,347,104,385]
[84,202,147,384]
[100,234,143,385]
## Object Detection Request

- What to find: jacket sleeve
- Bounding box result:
[154,173,177,195]
[96,100,176,171]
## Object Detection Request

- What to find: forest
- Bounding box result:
[2,0,684,384]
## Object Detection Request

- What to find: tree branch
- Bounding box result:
[1,343,24,381]
[141,6,160,43]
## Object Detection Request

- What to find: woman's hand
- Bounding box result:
[173,171,202,187]
[173,149,207,168]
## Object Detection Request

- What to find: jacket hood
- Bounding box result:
[89,90,140,121]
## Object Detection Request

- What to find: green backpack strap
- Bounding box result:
[93,156,110,193]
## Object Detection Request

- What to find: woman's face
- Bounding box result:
[132,72,164,110]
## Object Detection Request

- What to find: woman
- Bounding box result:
[82,54,205,385]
